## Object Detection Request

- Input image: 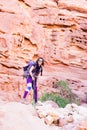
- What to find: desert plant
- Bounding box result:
[40,80,80,108]
[40,93,70,108]
[56,80,68,90]
[56,80,73,102]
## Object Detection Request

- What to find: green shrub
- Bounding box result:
[40,93,70,108]
[56,80,68,90]
[40,80,80,108]
[56,80,73,102]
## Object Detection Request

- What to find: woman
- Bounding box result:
[22,57,44,104]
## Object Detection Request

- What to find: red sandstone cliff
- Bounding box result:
[0,0,87,101]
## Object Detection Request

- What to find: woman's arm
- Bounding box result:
[29,66,35,80]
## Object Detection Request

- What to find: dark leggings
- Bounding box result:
[32,78,37,103]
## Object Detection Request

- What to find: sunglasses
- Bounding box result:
[38,59,43,62]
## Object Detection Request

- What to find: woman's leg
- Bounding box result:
[33,78,38,103]
[22,77,33,100]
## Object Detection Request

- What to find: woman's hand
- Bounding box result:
[32,76,35,81]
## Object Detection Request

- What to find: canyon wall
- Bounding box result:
[0,0,87,101]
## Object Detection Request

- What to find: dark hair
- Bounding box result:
[36,57,44,66]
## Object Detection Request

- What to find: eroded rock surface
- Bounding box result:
[0,0,87,101]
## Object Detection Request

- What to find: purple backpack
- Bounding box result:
[23,61,36,78]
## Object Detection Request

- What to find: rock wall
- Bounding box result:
[0,0,87,101]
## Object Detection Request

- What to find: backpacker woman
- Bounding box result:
[22,57,44,104]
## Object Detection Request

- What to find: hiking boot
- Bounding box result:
[21,98,29,105]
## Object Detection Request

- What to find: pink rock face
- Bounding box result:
[0,0,87,101]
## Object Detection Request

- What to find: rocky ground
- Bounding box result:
[0,99,87,130]
[0,100,59,130]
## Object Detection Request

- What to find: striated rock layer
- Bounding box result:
[0,0,87,101]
